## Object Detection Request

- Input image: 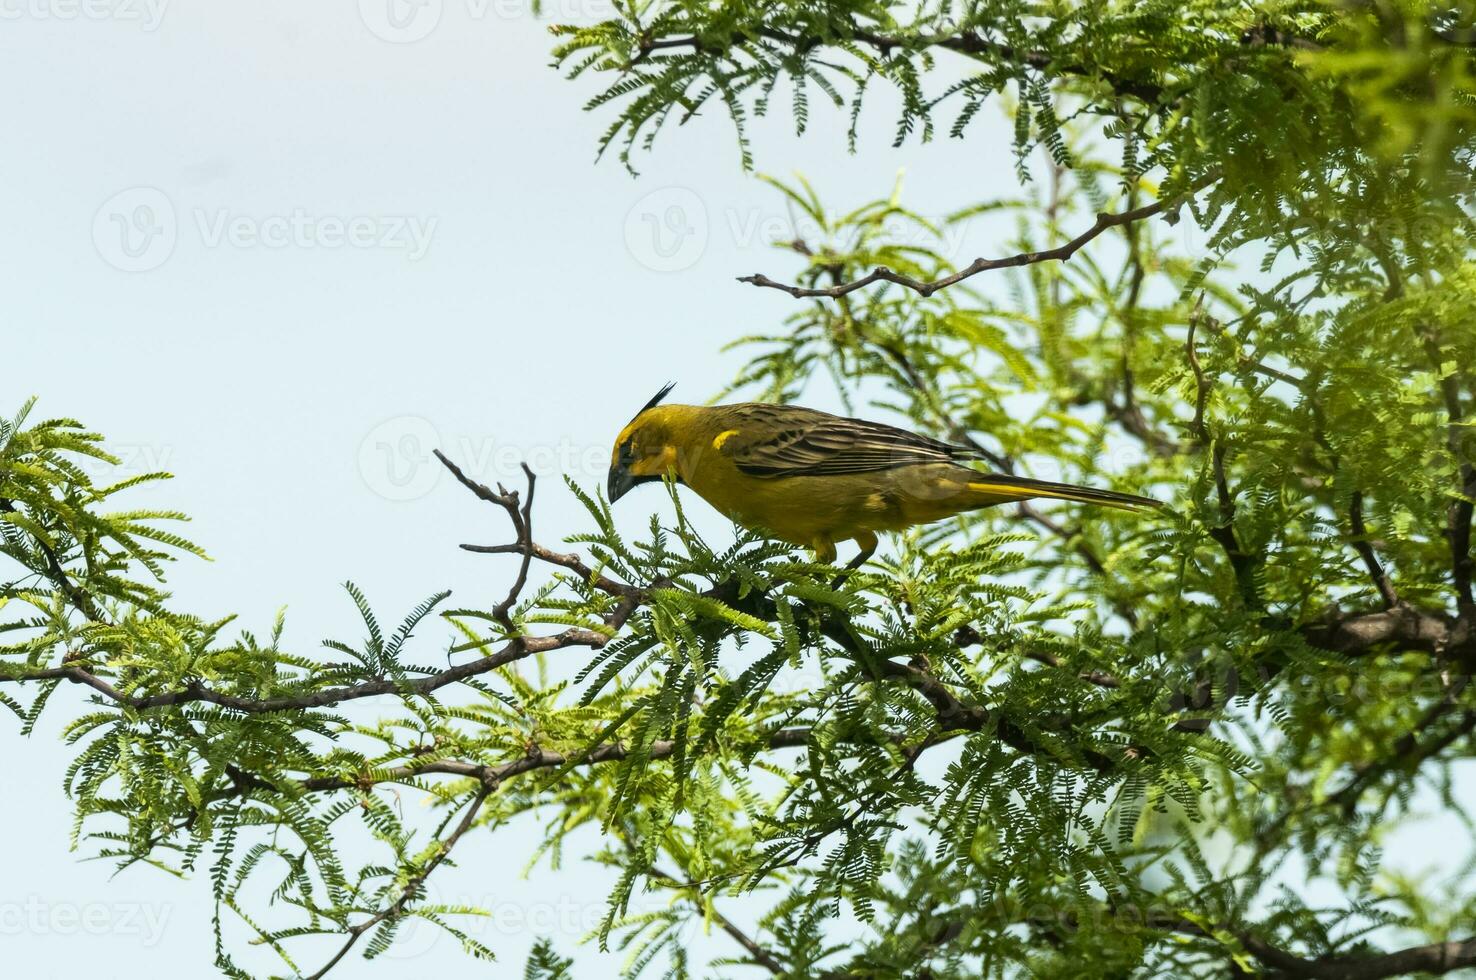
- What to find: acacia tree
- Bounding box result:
[5,0,1476,976]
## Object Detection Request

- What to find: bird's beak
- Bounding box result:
[607,462,636,503]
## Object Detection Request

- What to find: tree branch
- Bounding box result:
[1298,604,1469,660]
[0,460,628,716]
[0,496,105,621]
[1349,489,1399,610]
[1421,327,1475,610]
[305,786,492,980]
[650,866,786,975]
[1237,931,1476,979]
[1324,704,1476,816]
[0,626,612,714]
[738,174,1220,300]
[1187,301,1260,607]
[636,26,1169,103]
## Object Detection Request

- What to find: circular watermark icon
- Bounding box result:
[623,186,708,273]
[359,0,442,42]
[358,416,443,501]
[93,186,177,272]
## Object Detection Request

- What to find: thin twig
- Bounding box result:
[0,496,105,621]
[1349,490,1399,610]
[1326,707,1476,817]
[740,174,1220,300]
[1421,327,1475,610]
[649,866,786,975]
[305,787,493,980]
[1186,299,1259,607]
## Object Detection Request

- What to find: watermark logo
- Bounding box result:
[92,187,438,271]
[624,187,708,273]
[358,0,441,42]
[93,186,177,273]
[358,416,443,502]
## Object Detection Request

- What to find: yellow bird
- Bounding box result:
[607,384,1160,567]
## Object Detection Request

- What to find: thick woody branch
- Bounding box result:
[1237,932,1476,979]
[1298,604,1469,660]
[1046,903,1476,979]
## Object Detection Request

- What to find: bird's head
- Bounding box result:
[607,382,681,503]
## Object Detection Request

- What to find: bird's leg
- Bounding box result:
[830,531,877,589]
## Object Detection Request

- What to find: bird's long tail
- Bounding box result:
[966,474,1160,511]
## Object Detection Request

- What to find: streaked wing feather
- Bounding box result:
[725,404,978,478]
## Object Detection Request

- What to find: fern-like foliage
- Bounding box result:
[5,0,1476,976]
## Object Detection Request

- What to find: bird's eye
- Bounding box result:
[618,441,634,464]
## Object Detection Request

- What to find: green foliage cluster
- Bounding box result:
[5,0,1476,977]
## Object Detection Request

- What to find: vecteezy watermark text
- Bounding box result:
[93,187,437,271]
[194,208,436,259]
[0,897,171,947]
[0,0,167,29]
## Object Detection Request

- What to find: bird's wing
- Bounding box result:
[720,404,978,478]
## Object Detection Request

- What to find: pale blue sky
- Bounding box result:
[1,3,1464,978]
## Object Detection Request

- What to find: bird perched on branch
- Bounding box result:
[607,384,1161,568]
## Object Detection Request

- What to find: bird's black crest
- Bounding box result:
[632,382,676,421]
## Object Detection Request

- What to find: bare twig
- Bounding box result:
[739,174,1220,300]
